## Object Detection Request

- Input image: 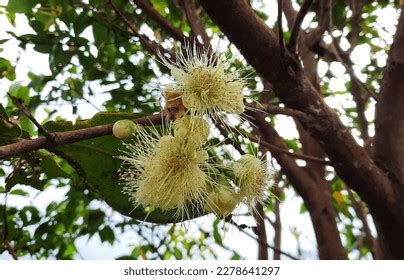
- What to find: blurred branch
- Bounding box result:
[214,120,246,156]
[180,0,210,48]
[0,113,164,160]
[346,188,381,259]
[132,0,187,42]
[107,0,175,59]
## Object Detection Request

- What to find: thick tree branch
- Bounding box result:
[375,7,404,185]
[0,113,164,160]
[253,204,268,259]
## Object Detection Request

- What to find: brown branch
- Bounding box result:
[277,0,286,61]
[132,0,187,42]
[180,0,210,48]
[243,107,347,259]
[288,0,314,53]
[245,101,309,120]
[225,123,332,166]
[253,205,268,259]
[0,113,164,160]
[272,185,282,260]
[107,0,175,59]
[4,239,18,260]
[7,93,54,141]
[214,121,245,156]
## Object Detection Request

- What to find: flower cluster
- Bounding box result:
[118,44,269,221]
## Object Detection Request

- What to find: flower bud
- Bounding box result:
[112,120,137,139]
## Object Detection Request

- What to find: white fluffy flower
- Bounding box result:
[160,44,245,115]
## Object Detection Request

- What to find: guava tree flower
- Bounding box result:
[160,44,245,115]
[118,117,215,219]
[232,154,269,211]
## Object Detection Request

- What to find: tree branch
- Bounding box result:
[288,0,314,53]
[226,218,299,260]
[245,100,309,120]
[0,113,164,160]
[132,0,187,42]
[179,0,210,48]
[214,121,245,156]
[277,0,286,61]
[107,0,175,59]
[229,123,332,166]
[346,188,381,259]
[7,93,54,141]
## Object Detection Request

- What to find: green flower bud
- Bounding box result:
[112,120,137,139]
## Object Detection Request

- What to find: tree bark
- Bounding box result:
[373,7,404,259]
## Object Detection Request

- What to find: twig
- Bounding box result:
[226,218,299,260]
[245,101,309,120]
[288,0,314,53]
[1,236,18,260]
[0,113,164,160]
[214,121,246,155]
[132,0,187,42]
[225,124,333,166]
[346,187,380,259]
[107,0,175,59]
[7,93,54,141]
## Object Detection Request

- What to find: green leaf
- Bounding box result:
[0,104,22,143]
[0,57,16,80]
[99,226,115,245]
[43,112,205,223]
[6,0,36,14]
[9,189,29,196]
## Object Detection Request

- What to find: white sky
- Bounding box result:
[0,0,399,260]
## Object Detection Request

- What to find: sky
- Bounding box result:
[0,0,399,260]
